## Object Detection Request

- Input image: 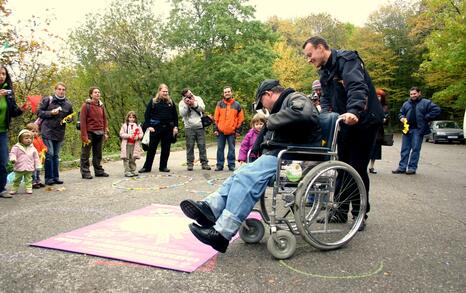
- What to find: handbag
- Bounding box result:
[381,133,394,146]
[192,108,213,128]
[141,129,151,146]
[200,115,213,128]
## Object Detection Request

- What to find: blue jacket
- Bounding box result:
[399,97,440,136]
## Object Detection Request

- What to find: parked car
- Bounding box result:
[425,120,465,144]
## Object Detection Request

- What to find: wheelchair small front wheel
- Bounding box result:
[267,230,296,259]
[239,218,265,244]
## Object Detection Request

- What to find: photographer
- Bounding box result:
[178,88,211,171]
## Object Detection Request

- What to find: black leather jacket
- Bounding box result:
[255,88,321,156]
[319,49,384,127]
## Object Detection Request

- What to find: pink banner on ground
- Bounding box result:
[31,204,261,272]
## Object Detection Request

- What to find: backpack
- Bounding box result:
[34,96,53,128]
[76,103,91,130]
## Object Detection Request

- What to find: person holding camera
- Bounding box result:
[38,82,74,185]
[0,65,24,198]
[179,88,211,171]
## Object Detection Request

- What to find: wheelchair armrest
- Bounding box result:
[286,146,331,153]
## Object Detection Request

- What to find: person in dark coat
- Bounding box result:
[303,36,384,230]
[0,64,23,198]
[139,84,179,173]
[38,82,73,185]
[392,87,440,175]
[368,88,389,174]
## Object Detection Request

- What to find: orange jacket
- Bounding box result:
[33,136,47,164]
[214,98,244,135]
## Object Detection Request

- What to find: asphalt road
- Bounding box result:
[0,135,465,292]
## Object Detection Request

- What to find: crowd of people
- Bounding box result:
[0,35,442,255]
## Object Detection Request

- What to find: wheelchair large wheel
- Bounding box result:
[239,218,265,244]
[294,161,366,250]
[267,230,296,259]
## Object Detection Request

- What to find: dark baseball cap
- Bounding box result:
[255,79,279,109]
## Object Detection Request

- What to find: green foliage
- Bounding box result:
[163,0,277,115]
[418,0,465,120]
[68,0,165,143]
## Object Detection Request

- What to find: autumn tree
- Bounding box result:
[417,0,465,120]
[163,0,277,115]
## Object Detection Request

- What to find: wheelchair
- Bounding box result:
[239,114,367,259]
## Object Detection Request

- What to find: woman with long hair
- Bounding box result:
[139,84,179,173]
[369,88,389,174]
[0,64,23,198]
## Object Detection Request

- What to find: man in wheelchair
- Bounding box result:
[180,79,321,253]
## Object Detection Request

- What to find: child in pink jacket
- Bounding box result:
[120,111,144,177]
[238,113,267,164]
[9,129,40,194]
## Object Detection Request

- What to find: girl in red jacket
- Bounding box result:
[26,123,47,188]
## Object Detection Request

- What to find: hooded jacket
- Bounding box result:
[214,98,244,135]
[80,98,108,141]
[38,95,73,141]
[9,130,40,172]
[399,97,441,136]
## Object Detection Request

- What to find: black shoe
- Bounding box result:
[45,180,55,186]
[32,183,41,189]
[180,199,216,228]
[202,165,211,170]
[215,166,223,171]
[139,168,150,173]
[391,169,405,174]
[228,166,235,171]
[317,212,348,224]
[406,170,416,175]
[187,166,194,171]
[188,223,229,253]
[369,168,377,174]
[82,174,93,179]
[95,172,109,177]
[54,179,64,184]
[159,168,170,172]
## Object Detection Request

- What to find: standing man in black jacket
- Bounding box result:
[303,36,384,230]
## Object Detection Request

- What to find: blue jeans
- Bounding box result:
[216,133,236,168]
[204,155,277,240]
[43,138,63,181]
[0,132,9,192]
[398,128,423,172]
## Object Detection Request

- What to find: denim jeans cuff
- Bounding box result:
[214,209,242,240]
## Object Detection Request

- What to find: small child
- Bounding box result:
[26,123,47,188]
[9,129,40,194]
[238,113,267,164]
[119,111,144,177]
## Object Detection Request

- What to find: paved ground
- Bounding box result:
[0,135,465,292]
